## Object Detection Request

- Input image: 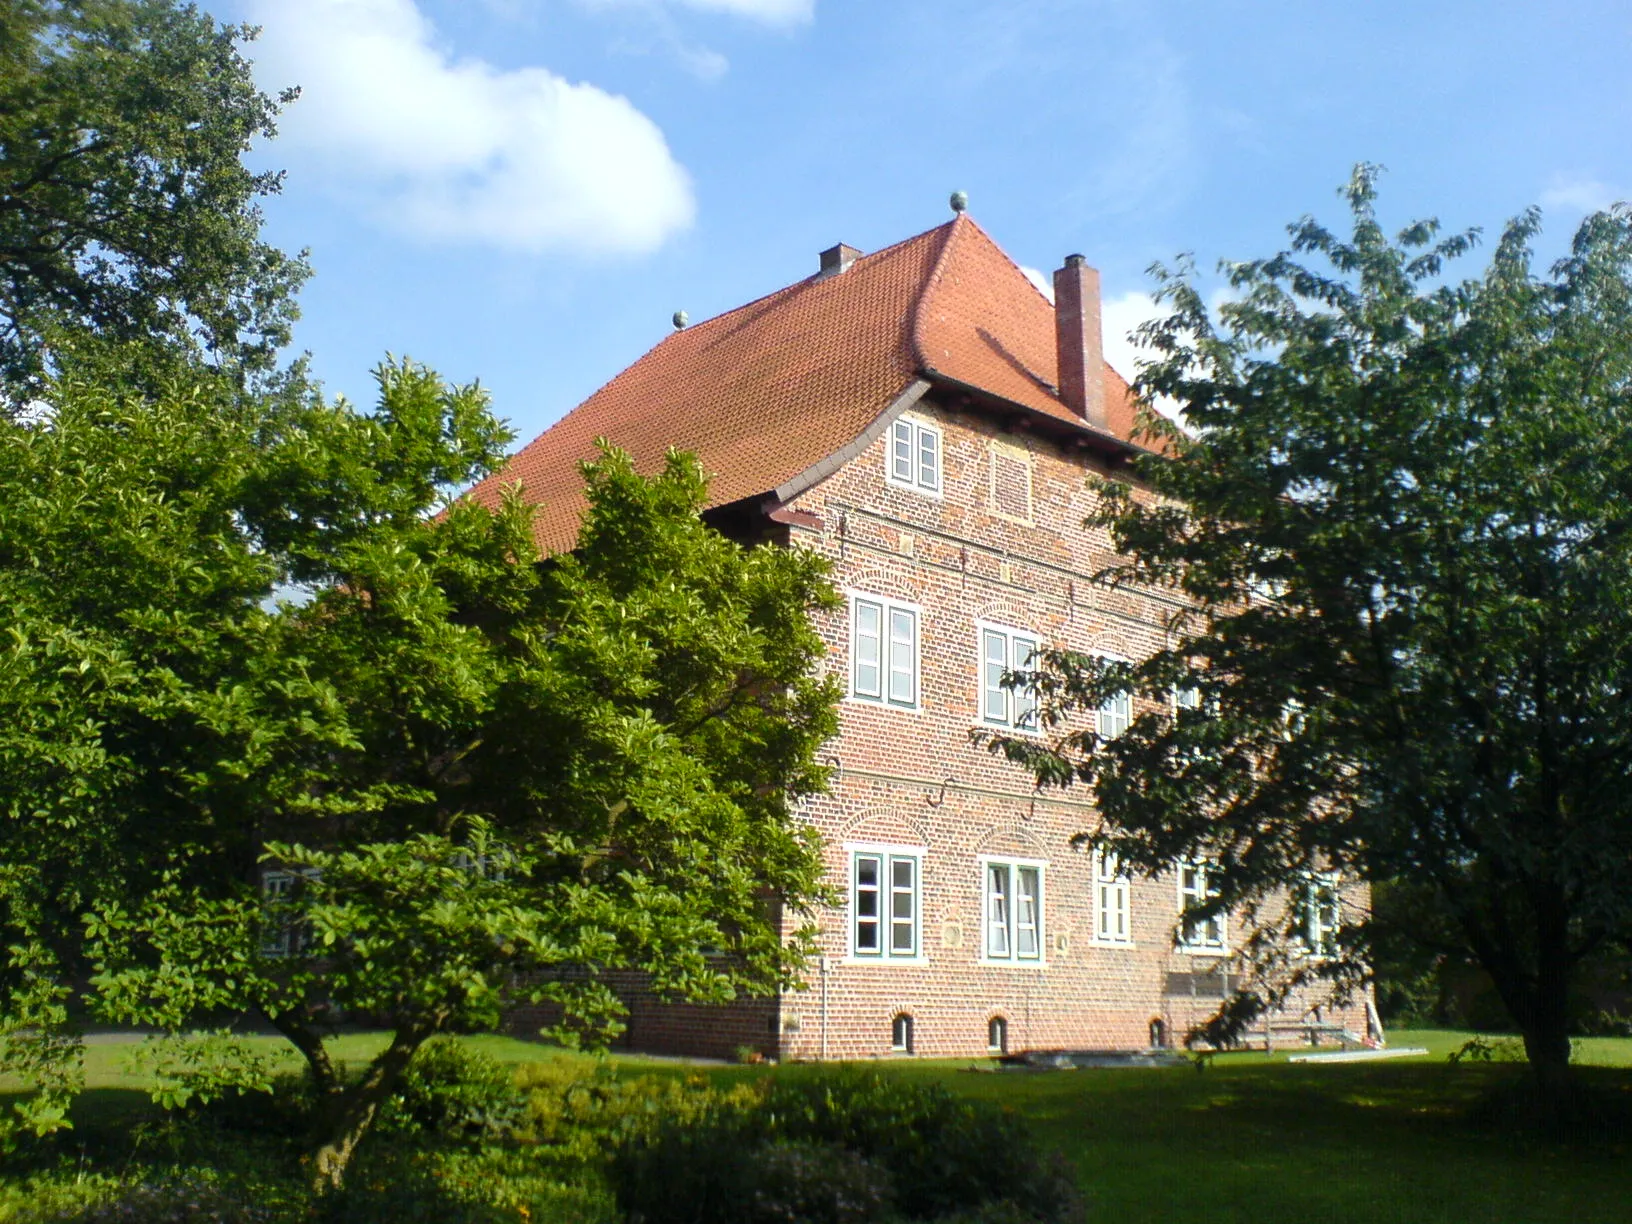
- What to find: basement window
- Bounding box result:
[987,1015,1009,1054]
[891,1013,915,1054]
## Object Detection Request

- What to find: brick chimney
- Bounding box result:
[1053,254,1106,429]
[818,243,862,278]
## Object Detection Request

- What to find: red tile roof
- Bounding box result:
[465,214,1141,553]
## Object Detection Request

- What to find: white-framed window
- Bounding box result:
[1093,851,1133,945]
[887,416,942,495]
[259,868,317,958]
[1176,859,1227,952]
[981,857,1046,964]
[850,593,920,710]
[978,623,1040,732]
[987,1015,1009,1054]
[891,1012,915,1053]
[849,844,924,961]
[1096,655,1132,741]
[1301,873,1341,958]
[1174,684,1203,712]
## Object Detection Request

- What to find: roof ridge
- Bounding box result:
[908,212,969,375]
[674,218,960,340]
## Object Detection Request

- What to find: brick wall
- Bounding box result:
[608,388,1373,1061]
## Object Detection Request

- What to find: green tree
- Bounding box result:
[0,355,839,1181]
[988,168,1632,1113]
[0,1,307,390]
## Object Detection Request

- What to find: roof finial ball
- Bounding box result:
[672,310,688,330]
[949,190,969,214]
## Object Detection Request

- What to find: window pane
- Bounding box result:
[892,856,914,893]
[917,426,939,490]
[1013,635,1038,729]
[1099,691,1131,739]
[855,855,880,953]
[856,857,879,913]
[987,864,1010,957]
[890,856,916,954]
[888,609,915,706]
[891,421,913,482]
[982,630,1008,723]
[1016,867,1040,958]
[853,601,881,698]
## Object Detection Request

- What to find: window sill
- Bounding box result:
[883,477,944,501]
[973,721,1043,739]
[1089,938,1136,950]
[844,956,929,967]
[844,695,923,715]
[978,957,1048,969]
[1174,944,1230,957]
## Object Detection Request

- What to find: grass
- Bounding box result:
[50,1031,591,1094]
[5,1027,1632,1223]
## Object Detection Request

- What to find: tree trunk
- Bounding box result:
[267,1008,340,1098]
[310,1023,434,1191]
[1472,889,1578,1129]
[1519,910,1578,1129]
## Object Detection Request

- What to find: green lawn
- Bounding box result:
[5,1028,1632,1223]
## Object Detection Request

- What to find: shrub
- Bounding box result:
[516,1061,758,1168]
[745,1141,893,1224]
[1575,1008,1632,1038]
[604,1086,764,1223]
[607,1071,1081,1224]
[762,1072,1079,1222]
[34,1174,278,1224]
[376,1038,524,1142]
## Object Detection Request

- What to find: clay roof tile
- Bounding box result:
[464,215,1141,553]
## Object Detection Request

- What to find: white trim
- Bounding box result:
[973,619,1042,736]
[976,855,1048,968]
[843,841,931,856]
[1175,858,1228,954]
[1090,651,1133,742]
[845,590,923,713]
[884,413,944,499]
[1089,850,1135,948]
[845,843,925,963]
[1300,871,1342,960]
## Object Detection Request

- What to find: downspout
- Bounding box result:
[819,955,831,1061]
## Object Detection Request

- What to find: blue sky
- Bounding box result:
[224,0,1630,446]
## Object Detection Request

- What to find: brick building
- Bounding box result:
[472,206,1375,1061]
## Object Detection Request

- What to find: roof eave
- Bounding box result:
[918,366,1149,462]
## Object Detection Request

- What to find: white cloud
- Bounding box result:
[1100,288,1164,389]
[247,0,695,255]
[1540,175,1625,216]
[1019,265,1054,304]
[1019,274,1169,388]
